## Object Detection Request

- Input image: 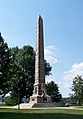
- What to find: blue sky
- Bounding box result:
[0,0,83,97]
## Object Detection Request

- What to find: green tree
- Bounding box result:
[0,33,12,96]
[10,45,35,103]
[45,60,52,76]
[46,81,62,102]
[10,45,52,103]
[72,75,83,105]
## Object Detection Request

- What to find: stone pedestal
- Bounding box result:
[30,93,51,104]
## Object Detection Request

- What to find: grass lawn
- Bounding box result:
[0,108,83,119]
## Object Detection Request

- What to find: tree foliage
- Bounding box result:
[46,81,62,102]
[10,45,52,103]
[0,33,57,105]
[72,75,83,105]
[10,45,35,102]
[45,60,52,76]
[0,33,12,95]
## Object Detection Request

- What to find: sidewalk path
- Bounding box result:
[0,105,83,110]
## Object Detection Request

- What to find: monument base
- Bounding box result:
[15,102,64,109]
[31,102,64,108]
[29,94,51,103]
[26,94,64,108]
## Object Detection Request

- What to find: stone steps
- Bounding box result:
[20,103,34,109]
[14,102,64,109]
[13,103,34,109]
[32,103,63,108]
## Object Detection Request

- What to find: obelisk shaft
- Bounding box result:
[35,15,45,84]
[29,15,51,104]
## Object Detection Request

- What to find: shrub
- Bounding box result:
[5,96,18,106]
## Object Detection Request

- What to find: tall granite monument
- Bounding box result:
[19,15,63,108]
[29,15,51,104]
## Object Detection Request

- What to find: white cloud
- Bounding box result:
[58,81,72,97]
[58,80,71,90]
[64,62,83,81]
[61,62,83,96]
[44,45,58,64]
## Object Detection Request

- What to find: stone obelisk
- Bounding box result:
[35,15,45,94]
[18,16,63,108]
[30,15,51,104]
